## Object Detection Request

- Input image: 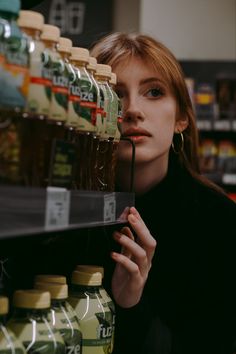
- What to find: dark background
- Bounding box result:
[21,0,114,48]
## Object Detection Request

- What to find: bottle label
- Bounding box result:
[68,292,113,353]
[26,40,52,116]
[0,325,26,353]
[67,71,81,128]
[48,303,82,354]
[49,52,69,122]
[1,33,29,109]
[77,76,97,133]
[97,86,109,139]
[49,139,76,189]
[8,319,65,353]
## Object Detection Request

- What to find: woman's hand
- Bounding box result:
[111,207,157,308]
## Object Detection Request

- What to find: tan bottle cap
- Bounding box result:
[71,270,102,286]
[87,57,97,72]
[96,64,112,79]
[58,37,72,54]
[76,265,104,279]
[18,10,44,31]
[13,290,50,309]
[110,73,117,85]
[41,24,60,42]
[34,274,67,284]
[70,47,89,63]
[35,282,68,300]
[0,296,9,315]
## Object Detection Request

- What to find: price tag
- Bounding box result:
[222,174,236,185]
[45,187,71,230]
[214,120,231,131]
[104,193,116,223]
[232,120,236,131]
[196,120,212,131]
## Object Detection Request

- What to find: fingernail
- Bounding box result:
[128,214,136,223]
[113,232,122,239]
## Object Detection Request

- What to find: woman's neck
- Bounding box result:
[116,156,169,195]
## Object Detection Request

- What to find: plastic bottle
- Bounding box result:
[86,56,102,190]
[68,270,112,354]
[17,10,49,187]
[108,72,122,191]
[34,282,82,354]
[0,296,27,353]
[75,265,115,352]
[70,47,97,190]
[94,64,113,191]
[0,0,29,114]
[8,289,66,353]
[40,24,68,187]
[0,0,30,185]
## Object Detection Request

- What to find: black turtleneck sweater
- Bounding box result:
[113,157,236,354]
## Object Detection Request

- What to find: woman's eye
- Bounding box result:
[146,88,163,98]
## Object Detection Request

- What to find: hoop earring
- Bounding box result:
[172,132,184,154]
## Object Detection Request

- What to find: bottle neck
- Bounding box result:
[42,39,58,51]
[20,27,41,41]
[59,51,71,61]
[12,307,50,319]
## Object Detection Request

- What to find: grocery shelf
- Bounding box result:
[0,186,135,240]
[197,119,236,132]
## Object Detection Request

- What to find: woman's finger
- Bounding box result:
[128,208,157,262]
[113,231,149,275]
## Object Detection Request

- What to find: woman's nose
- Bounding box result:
[122,97,145,122]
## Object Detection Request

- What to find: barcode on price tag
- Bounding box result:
[45,187,71,230]
[104,193,116,223]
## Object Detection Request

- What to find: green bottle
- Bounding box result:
[68,270,113,354]
[0,296,27,354]
[8,289,66,353]
[34,281,82,354]
[0,0,29,113]
[75,265,115,352]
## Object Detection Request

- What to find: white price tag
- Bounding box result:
[104,193,116,223]
[196,120,212,131]
[222,174,236,185]
[214,120,231,131]
[45,187,70,230]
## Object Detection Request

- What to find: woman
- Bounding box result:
[90,33,236,354]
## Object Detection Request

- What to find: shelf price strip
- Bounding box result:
[45,187,71,230]
[104,193,116,223]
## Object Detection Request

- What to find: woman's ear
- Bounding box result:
[174,118,188,133]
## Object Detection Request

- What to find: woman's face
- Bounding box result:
[114,56,181,165]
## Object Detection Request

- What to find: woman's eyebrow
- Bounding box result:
[139,77,165,86]
[116,77,165,87]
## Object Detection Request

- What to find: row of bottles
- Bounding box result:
[0,265,115,354]
[0,1,122,191]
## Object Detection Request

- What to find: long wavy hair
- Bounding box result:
[90,32,224,192]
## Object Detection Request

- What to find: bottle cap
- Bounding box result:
[87,57,97,72]
[0,0,20,15]
[70,47,89,63]
[35,282,68,300]
[0,296,9,315]
[13,290,50,309]
[110,73,117,85]
[96,64,112,79]
[71,270,102,286]
[58,37,72,54]
[41,24,60,42]
[34,274,67,284]
[18,10,44,31]
[76,265,104,279]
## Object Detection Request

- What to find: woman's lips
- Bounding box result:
[122,128,151,142]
